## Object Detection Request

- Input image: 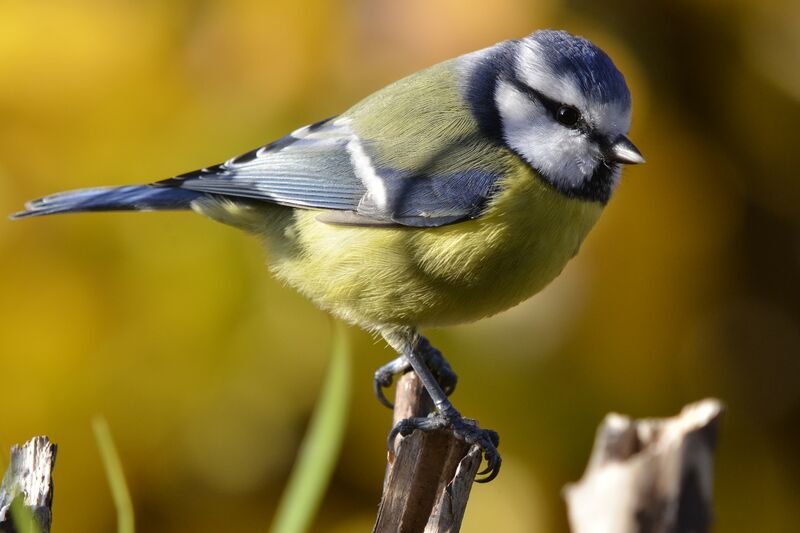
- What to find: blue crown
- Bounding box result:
[527,30,631,106]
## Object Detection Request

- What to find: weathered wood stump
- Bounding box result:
[564,399,724,533]
[0,436,57,533]
[373,372,481,533]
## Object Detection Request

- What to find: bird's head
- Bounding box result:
[464,29,644,204]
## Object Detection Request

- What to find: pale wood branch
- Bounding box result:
[373,372,481,533]
[564,398,724,533]
[0,436,58,533]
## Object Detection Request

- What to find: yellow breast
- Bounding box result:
[196,160,603,329]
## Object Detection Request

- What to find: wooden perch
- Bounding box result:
[0,436,58,533]
[564,399,724,533]
[373,372,482,533]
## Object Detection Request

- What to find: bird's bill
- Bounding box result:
[608,135,645,164]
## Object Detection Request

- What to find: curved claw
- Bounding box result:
[373,375,395,409]
[386,417,424,456]
[476,449,499,475]
[472,429,501,482]
[387,414,502,482]
[373,356,413,410]
[386,420,404,454]
[476,451,502,483]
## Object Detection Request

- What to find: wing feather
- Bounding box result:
[155,92,505,227]
[156,116,367,212]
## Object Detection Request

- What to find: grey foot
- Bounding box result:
[387,413,501,483]
[373,336,458,409]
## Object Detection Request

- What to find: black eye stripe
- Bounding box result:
[508,77,559,112]
[507,77,588,131]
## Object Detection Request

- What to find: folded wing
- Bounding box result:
[156,115,502,227]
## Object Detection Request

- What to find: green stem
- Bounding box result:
[270,320,352,533]
[92,417,135,533]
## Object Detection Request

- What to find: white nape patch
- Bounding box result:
[496,80,601,190]
[515,41,631,138]
[347,137,388,211]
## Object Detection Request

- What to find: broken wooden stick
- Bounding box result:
[373,372,482,533]
[0,436,58,533]
[564,399,724,533]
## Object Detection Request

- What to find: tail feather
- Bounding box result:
[11,185,203,219]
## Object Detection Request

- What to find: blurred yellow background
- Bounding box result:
[1,0,799,531]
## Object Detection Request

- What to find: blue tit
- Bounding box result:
[13,29,644,481]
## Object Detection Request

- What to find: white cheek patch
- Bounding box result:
[496,81,600,190]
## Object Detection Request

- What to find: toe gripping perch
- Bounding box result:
[378,331,502,482]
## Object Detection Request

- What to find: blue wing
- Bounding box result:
[157,117,365,211]
[156,116,501,227]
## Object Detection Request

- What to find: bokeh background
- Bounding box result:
[1,0,798,531]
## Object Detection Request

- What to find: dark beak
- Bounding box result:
[608,135,645,165]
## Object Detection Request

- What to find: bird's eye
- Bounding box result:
[555,105,580,127]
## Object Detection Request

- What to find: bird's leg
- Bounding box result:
[373,335,458,409]
[381,327,501,482]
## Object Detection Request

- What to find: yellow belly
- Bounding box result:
[196,164,603,329]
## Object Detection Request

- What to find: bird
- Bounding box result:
[12,29,644,482]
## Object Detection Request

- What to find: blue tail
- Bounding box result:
[11,185,203,219]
